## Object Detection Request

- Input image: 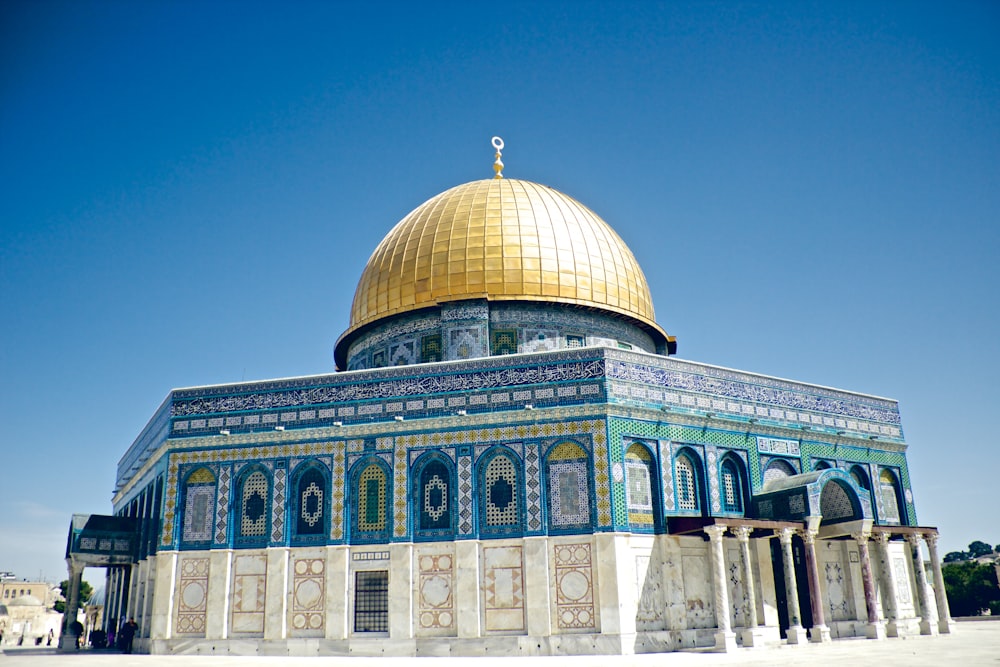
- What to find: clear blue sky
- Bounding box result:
[2,1,997,584]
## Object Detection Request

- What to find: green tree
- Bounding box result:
[943,560,1000,616]
[944,551,968,563]
[53,579,94,614]
[968,540,993,558]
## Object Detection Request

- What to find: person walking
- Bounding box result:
[119,617,138,654]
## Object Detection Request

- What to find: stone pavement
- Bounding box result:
[2,621,998,667]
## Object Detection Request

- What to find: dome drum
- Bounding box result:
[340,299,659,371]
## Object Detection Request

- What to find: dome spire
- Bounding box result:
[491,136,504,179]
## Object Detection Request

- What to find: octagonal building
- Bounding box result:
[91,144,953,656]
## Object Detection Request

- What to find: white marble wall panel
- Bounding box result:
[726,545,749,628]
[175,556,209,636]
[680,542,714,629]
[482,544,526,634]
[231,553,266,634]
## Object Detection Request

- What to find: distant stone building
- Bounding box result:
[93,141,954,655]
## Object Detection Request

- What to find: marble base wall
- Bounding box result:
[142,532,879,656]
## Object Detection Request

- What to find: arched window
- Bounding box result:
[763,458,797,485]
[820,480,859,523]
[412,455,454,540]
[719,456,747,514]
[545,441,592,531]
[625,443,658,528]
[850,465,871,491]
[292,463,328,545]
[478,449,522,537]
[879,468,904,525]
[236,468,270,547]
[675,451,702,513]
[181,467,216,545]
[351,460,392,543]
[814,460,832,471]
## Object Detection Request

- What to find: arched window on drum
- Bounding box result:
[763,458,797,485]
[478,448,523,538]
[545,441,592,532]
[236,467,271,548]
[181,467,216,546]
[412,454,455,541]
[292,463,329,546]
[878,468,905,525]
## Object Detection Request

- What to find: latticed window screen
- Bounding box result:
[353,570,388,632]
[763,459,796,485]
[419,460,450,531]
[357,464,387,532]
[720,459,742,513]
[547,442,590,529]
[240,471,269,537]
[182,467,216,543]
[296,467,326,535]
[625,443,655,527]
[676,455,698,511]
[483,454,519,529]
[879,469,901,524]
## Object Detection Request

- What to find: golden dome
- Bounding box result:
[341,177,667,348]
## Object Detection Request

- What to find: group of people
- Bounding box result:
[72,616,138,653]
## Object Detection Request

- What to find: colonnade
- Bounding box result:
[703,522,953,652]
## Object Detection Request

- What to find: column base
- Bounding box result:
[57,635,79,652]
[809,624,832,643]
[714,630,738,653]
[785,625,808,645]
[886,620,901,638]
[919,619,939,636]
[865,621,887,640]
[740,627,768,648]
[938,619,956,634]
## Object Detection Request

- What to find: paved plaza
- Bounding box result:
[2,621,998,667]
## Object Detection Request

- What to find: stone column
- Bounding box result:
[852,531,885,639]
[800,528,831,643]
[924,533,955,634]
[778,528,806,644]
[905,534,938,636]
[733,526,764,647]
[705,525,737,652]
[58,560,84,651]
[875,533,901,637]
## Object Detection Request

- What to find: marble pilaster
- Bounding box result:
[454,540,481,638]
[58,560,85,651]
[206,550,233,639]
[705,525,737,652]
[388,544,414,640]
[778,528,806,644]
[324,546,350,640]
[924,533,955,634]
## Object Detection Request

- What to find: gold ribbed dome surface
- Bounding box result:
[346,178,663,338]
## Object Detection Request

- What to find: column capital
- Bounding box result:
[798,527,818,545]
[732,525,753,542]
[904,532,926,548]
[874,531,891,546]
[851,529,872,543]
[778,526,796,545]
[923,532,939,548]
[705,524,728,541]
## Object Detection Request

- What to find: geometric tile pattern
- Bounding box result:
[290,557,325,635]
[175,556,209,636]
[214,465,231,545]
[458,455,473,535]
[417,551,455,634]
[658,440,675,512]
[394,443,407,538]
[706,446,720,514]
[524,444,542,532]
[554,542,596,631]
[331,448,346,540]
[271,466,286,543]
